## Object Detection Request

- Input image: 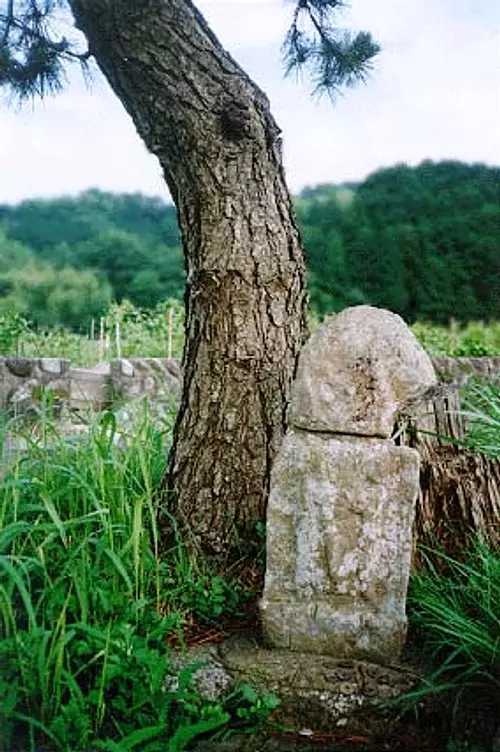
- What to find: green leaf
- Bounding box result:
[167,713,230,752]
[118,723,168,749]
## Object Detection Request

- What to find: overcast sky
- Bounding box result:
[0,0,499,204]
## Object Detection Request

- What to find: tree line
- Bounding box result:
[0,159,498,332]
[298,159,500,323]
[0,190,184,330]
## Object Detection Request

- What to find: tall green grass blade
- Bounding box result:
[11,711,60,749]
[0,520,31,552]
[403,534,500,739]
[0,555,37,628]
[0,403,260,749]
[40,492,68,548]
[103,547,134,594]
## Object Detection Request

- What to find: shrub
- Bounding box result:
[0,311,30,355]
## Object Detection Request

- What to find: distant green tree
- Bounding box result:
[0,262,111,330]
[0,229,35,271]
[73,229,185,305]
[73,228,159,301]
[0,190,180,254]
[0,192,185,306]
[128,270,165,307]
[2,160,498,327]
[295,187,363,313]
[129,268,184,308]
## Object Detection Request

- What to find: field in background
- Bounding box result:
[2,303,500,364]
[411,320,500,358]
[0,300,186,365]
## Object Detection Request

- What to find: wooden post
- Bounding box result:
[168,307,174,359]
[99,317,105,362]
[116,321,121,359]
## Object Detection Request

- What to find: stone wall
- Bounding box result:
[110,357,181,404]
[432,355,500,385]
[0,357,181,418]
[1,354,498,419]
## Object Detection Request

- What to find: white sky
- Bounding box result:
[0,0,499,204]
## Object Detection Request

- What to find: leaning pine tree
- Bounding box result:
[0,0,379,560]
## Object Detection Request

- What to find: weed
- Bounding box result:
[7,305,500,366]
[0,311,30,355]
[0,405,273,751]
[15,300,185,365]
[411,321,500,358]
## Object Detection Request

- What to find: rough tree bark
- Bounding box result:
[68,0,308,558]
[404,357,500,565]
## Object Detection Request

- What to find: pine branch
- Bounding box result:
[1,0,15,44]
[283,0,380,98]
[0,0,379,103]
[0,0,90,99]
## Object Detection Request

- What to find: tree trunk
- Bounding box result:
[404,357,500,565]
[68,0,308,558]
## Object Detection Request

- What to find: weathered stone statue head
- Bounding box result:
[288,305,436,437]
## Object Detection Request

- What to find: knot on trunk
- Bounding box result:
[220,101,252,142]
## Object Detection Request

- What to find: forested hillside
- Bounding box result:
[0,160,498,329]
[297,160,500,322]
[0,191,183,329]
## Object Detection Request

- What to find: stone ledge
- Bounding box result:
[169,636,419,740]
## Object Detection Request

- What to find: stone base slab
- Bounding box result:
[260,598,406,664]
[168,636,420,747]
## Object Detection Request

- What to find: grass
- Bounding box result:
[410,320,500,357]
[461,378,500,459]
[398,376,500,750]
[409,539,500,693]
[0,402,271,751]
[401,538,500,749]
